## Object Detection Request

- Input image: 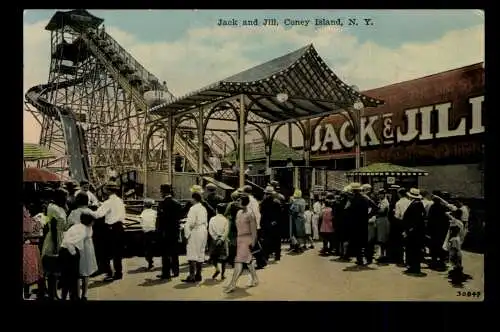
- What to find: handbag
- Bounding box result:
[250,240,262,255]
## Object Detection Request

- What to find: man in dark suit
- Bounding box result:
[345,183,371,266]
[402,188,427,275]
[156,184,183,280]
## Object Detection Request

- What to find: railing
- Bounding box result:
[247,174,269,188]
[205,131,228,155]
[97,27,160,87]
[71,23,211,176]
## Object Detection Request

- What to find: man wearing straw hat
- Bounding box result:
[92,181,126,281]
[345,182,372,266]
[402,188,427,276]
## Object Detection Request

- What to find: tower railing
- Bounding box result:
[67,21,213,177]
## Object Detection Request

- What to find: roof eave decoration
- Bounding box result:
[345,163,429,176]
[151,44,384,122]
[345,172,429,176]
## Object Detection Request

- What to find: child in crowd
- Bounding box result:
[59,212,95,300]
[140,198,157,270]
[443,211,468,283]
[303,205,314,249]
[447,225,465,283]
[208,203,229,280]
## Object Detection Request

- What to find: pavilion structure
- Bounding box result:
[145,44,384,189]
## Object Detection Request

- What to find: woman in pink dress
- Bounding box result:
[318,198,335,256]
[23,206,43,299]
[223,194,259,293]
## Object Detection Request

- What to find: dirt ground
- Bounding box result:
[85,244,484,301]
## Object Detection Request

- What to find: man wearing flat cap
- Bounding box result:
[64,181,79,213]
[204,183,225,259]
[156,184,183,279]
[204,183,224,221]
[75,180,100,208]
[260,186,282,262]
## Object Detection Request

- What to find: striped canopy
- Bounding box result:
[345,163,429,177]
[24,143,56,161]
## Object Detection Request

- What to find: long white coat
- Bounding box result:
[312,201,322,240]
[184,202,208,262]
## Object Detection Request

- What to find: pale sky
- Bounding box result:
[23,9,484,146]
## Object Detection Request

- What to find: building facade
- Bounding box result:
[309,63,485,198]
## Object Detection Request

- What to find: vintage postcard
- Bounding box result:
[23,9,484,301]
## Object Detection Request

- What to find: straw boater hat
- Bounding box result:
[361,184,372,191]
[350,182,362,191]
[407,188,422,199]
[264,186,275,194]
[342,184,352,193]
[293,189,302,198]
[206,183,217,191]
[190,185,204,194]
[143,198,155,206]
[231,190,242,200]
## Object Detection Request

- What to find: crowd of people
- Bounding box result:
[22,175,472,300]
[304,183,470,282]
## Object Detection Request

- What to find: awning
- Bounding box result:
[24,143,57,162]
[23,167,61,182]
[153,44,384,123]
[345,163,429,177]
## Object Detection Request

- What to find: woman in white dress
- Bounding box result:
[67,192,98,300]
[303,205,314,249]
[182,191,208,283]
[312,197,323,241]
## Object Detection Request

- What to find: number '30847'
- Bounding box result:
[457,291,481,297]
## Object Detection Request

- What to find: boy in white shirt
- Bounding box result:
[208,203,229,280]
[140,198,158,270]
[59,212,95,300]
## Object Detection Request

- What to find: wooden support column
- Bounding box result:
[238,95,246,189]
[198,108,204,184]
[167,114,174,185]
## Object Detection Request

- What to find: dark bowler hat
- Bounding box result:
[160,184,173,195]
[242,185,253,193]
[64,181,78,189]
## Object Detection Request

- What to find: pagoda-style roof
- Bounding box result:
[225,140,303,163]
[154,44,384,123]
[45,9,104,31]
[345,163,429,177]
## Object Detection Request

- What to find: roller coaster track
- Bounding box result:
[25,75,93,183]
[26,15,217,187]
[73,22,215,174]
